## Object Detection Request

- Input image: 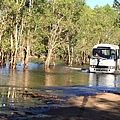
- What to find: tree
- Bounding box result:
[113,0,120,45]
[0,1,8,66]
[0,0,34,69]
[39,0,87,68]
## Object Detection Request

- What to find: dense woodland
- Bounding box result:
[0,0,120,70]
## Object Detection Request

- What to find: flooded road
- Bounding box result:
[0,63,120,119]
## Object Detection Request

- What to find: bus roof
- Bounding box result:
[93,44,119,50]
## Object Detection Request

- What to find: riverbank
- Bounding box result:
[36,93,120,120]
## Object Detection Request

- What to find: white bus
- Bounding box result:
[89,44,120,73]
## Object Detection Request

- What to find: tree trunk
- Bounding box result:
[44,48,53,69]
[2,51,6,66]
[67,45,71,66]
[9,14,18,69]
[13,19,18,69]
[51,49,56,67]
[9,51,15,69]
[23,48,28,70]
[0,47,2,66]
[81,50,86,65]
[23,25,30,71]
[9,34,16,69]
[70,46,73,66]
[0,17,5,66]
[67,45,73,66]
[0,35,2,65]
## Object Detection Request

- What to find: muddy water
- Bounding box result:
[0,63,89,87]
[0,62,120,119]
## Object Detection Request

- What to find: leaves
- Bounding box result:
[0,0,120,66]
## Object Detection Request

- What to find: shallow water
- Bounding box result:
[0,62,120,119]
[0,63,89,87]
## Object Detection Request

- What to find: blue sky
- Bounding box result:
[86,0,114,9]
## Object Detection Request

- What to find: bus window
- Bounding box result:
[111,50,116,59]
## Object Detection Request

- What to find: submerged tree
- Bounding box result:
[0,0,33,70]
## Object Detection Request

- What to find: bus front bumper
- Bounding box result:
[89,67,115,74]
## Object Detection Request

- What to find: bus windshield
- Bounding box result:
[92,48,116,59]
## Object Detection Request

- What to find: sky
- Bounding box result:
[86,0,114,9]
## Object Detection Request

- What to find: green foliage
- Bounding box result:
[0,0,120,64]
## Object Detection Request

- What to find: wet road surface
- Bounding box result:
[0,85,120,120]
[0,63,120,119]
